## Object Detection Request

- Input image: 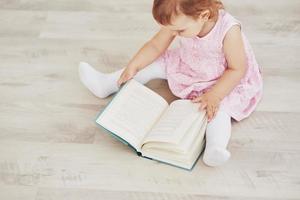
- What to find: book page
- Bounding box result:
[143,99,206,145]
[95,79,168,150]
[141,118,207,170]
[141,115,207,154]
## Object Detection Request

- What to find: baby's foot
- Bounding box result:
[203,146,231,167]
[78,62,118,98]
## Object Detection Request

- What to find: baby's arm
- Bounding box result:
[117,28,176,86]
[209,25,247,100]
[128,27,176,71]
[192,25,247,121]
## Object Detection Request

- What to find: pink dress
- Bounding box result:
[157,9,263,122]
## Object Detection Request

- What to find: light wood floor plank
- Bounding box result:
[0,141,299,199]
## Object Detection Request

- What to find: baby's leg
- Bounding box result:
[78,59,167,98]
[203,109,232,167]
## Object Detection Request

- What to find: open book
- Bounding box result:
[95,79,208,170]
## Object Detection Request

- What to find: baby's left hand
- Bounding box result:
[191,91,222,122]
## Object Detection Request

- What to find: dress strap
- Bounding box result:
[219,11,242,42]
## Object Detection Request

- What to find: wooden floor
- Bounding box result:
[0,0,300,199]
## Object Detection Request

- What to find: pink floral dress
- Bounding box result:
[157,9,263,121]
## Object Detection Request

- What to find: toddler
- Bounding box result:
[79,0,263,167]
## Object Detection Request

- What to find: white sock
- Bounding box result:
[203,109,232,167]
[78,60,167,98]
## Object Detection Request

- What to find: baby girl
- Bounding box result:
[79,0,263,167]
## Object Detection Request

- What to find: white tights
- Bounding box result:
[79,60,232,166]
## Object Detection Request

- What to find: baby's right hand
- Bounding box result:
[117,66,139,88]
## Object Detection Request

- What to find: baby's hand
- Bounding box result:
[191,91,222,122]
[117,66,139,87]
